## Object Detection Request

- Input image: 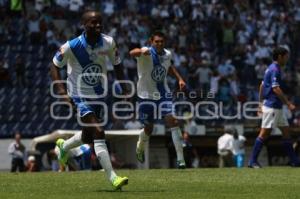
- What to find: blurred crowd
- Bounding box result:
[1,0,300,126]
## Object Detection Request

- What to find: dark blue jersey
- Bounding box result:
[262,62,283,109]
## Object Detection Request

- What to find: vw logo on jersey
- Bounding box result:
[151,65,166,82]
[82,63,102,86]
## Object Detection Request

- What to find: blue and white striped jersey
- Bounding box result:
[136,46,172,100]
[53,33,121,98]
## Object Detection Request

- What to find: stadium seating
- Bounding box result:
[0,42,80,138]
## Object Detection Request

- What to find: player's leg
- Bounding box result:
[248,128,271,168]
[56,97,88,165]
[249,106,276,168]
[279,126,300,166]
[136,100,155,163]
[56,130,91,166]
[82,113,128,189]
[164,115,186,168]
[136,123,153,163]
[280,126,300,166]
[277,108,300,166]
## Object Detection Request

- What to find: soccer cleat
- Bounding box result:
[177,160,186,169]
[248,162,262,169]
[136,148,145,163]
[112,176,129,190]
[56,138,68,166]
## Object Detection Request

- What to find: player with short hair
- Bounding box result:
[50,10,128,189]
[248,47,300,168]
[129,31,187,168]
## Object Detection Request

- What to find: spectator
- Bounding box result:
[35,0,50,12]
[69,0,83,13]
[217,126,234,168]
[27,12,41,44]
[55,0,69,8]
[9,0,26,18]
[210,69,221,96]
[124,116,143,130]
[194,63,211,91]
[232,129,246,168]
[8,132,26,172]
[26,155,39,172]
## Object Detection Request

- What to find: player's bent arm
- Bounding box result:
[258,82,263,105]
[129,48,143,57]
[129,48,150,57]
[168,66,186,90]
[272,86,291,105]
[50,64,67,95]
[168,66,184,81]
[50,64,75,107]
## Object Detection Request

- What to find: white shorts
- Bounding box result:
[261,106,289,128]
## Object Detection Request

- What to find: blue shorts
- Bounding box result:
[72,97,105,118]
[138,97,173,125]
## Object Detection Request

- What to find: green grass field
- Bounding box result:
[1,168,300,199]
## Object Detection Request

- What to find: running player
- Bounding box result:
[50,11,128,189]
[129,31,187,168]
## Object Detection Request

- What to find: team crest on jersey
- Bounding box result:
[82,63,102,86]
[151,65,166,82]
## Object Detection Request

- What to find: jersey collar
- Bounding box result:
[80,32,103,49]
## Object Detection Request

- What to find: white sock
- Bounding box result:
[94,139,117,182]
[63,132,83,151]
[137,130,149,152]
[170,127,184,162]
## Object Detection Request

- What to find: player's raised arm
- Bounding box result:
[168,66,186,91]
[129,47,150,57]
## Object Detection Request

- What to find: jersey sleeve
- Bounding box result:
[108,38,121,66]
[52,42,70,68]
[136,47,149,60]
[271,69,280,87]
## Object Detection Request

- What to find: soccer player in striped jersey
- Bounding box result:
[130,31,187,168]
[50,10,128,190]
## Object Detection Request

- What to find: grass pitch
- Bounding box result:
[0,168,300,199]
